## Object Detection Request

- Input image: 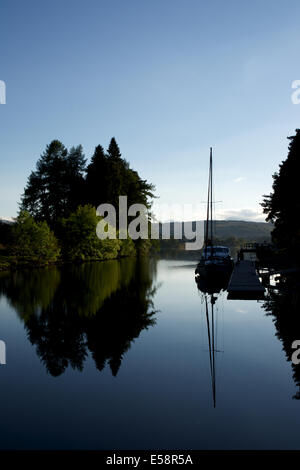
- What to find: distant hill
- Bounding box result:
[0,218,13,225]
[209,220,272,241]
[155,220,273,259]
[155,220,272,242]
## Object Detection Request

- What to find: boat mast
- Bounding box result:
[211,294,216,408]
[205,148,212,255]
[210,147,213,252]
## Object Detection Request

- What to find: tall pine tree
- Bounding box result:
[21,140,86,225]
[107,137,122,160]
[85,145,108,208]
[85,138,155,212]
[261,129,300,258]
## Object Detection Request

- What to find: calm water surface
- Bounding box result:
[0,258,299,449]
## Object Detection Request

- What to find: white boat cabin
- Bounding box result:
[201,245,231,260]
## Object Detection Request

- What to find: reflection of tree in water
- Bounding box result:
[263,274,300,399]
[0,258,158,377]
[0,268,61,321]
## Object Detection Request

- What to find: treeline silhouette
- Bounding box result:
[262,129,300,264]
[0,138,155,267]
[21,138,155,226]
[0,258,158,376]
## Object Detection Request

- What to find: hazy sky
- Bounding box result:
[1,0,300,221]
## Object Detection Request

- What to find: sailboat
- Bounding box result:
[195,148,234,280]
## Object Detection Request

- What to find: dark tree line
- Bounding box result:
[21,137,155,228]
[21,140,86,224]
[4,137,156,264]
[262,129,300,262]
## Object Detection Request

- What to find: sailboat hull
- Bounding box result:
[195,259,234,278]
[195,264,232,294]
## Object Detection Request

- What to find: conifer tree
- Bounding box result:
[85,145,108,207]
[21,140,86,225]
[261,129,300,257]
[107,137,122,160]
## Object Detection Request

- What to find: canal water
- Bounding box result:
[0,258,299,449]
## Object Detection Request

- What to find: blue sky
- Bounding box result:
[1,0,300,221]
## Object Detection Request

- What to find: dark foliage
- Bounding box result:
[261,129,300,260]
[18,137,156,263]
[85,138,155,212]
[21,138,155,247]
[21,140,86,226]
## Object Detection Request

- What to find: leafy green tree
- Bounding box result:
[0,220,13,247]
[12,211,60,265]
[21,140,86,225]
[20,138,155,259]
[85,138,156,256]
[60,204,121,261]
[135,238,152,256]
[261,129,300,258]
[118,235,136,257]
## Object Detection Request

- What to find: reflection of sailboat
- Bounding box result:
[195,268,231,295]
[204,293,217,408]
[195,148,234,279]
[196,275,227,408]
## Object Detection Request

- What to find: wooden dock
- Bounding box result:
[227,260,265,300]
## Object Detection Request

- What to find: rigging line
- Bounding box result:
[211,295,216,408]
[205,295,213,383]
[213,186,216,240]
[199,201,222,204]
[198,298,205,377]
[210,148,213,248]
[216,292,225,389]
[200,296,210,379]
[215,302,218,352]
[205,150,211,250]
[212,156,216,241]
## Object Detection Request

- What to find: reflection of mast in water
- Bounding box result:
[195,274,228,409]
[204,293,217,408]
